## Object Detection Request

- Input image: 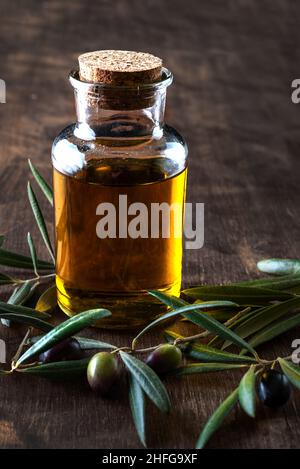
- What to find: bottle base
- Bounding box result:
[56,277,181,330]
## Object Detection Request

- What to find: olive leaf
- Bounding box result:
[170,363,248,376]
[0,311,52,332]
[133,297,236,345]
[8,281,32,305]
[148,291,188,308]
[278,358,300,389]
[257,259,300,276]
[149,290,235,321]
[180,309,256,355]
[129,374,146,447]
[234,273,300,291]
[0,300,51,320]
[27,181,55,263]
[1,281,38,327]
[182,285,293,305]
[146,291,255,354]
[120,351,171,413]
[27,232,38,275]
[0,273,15,285]
[164,330,256,364]
[74,337,117,350]
[16,308,111,367]
[28,335,117,350]
[0,247,53,270]
[196,388,239,449]
[223,297,300,350]
[238,365,256,418]
[28,159,53,206]
[208,307,253,348]
[17,358,90,379]
[35,284,56,313]
[246,313,300,350]
[0,275,17,321]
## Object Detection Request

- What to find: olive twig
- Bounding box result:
[14,273,55,286]
[134,344,165,354]
[281,354,293,361]
[110,346,131,355]
[11,328,32,367]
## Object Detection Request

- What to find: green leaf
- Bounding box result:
[75,337,117,350]
[182,285,293,305]
[234,273,300,291]
[181,309,256,355]
[0,235,4,247]
[119,351,171,413]
[27,181,55,263]
[28,335,117,350]
[129,374,146,447]
[170,363,248,376]
[1,281,38,327]
[146,291,255,355]
[278,358,300,389]
[223,297,300,350]
[27,232,38,275]
[164,330,256,364]
[149,291,188,308]
[238,366,256,417]
[8,281,33,305]
[257,259,300,276]
[0,248,54,270]
[0,300,51,320]
[149,291,235,322]
[28,159,53,206]
[35,284,56,313]
[0,273,15,285]
[16,308,111,366]
[196,388,239,449]
[134,293,237,345]
[17,358,89,379]
[0,311,52,332]
[246,313,300,350]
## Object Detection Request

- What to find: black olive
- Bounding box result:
[258,370,291,408]
[146,344,182,374]
[39,338,83,363]
[87,352,119,396]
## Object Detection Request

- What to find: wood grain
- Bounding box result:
[0,0,300,449]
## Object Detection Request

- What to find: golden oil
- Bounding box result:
[54,157,187,328]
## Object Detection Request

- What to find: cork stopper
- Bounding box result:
[78,50,162,85]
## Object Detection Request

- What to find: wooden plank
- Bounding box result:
[0,0,300,449]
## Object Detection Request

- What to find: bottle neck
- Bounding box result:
[69,69,172,141]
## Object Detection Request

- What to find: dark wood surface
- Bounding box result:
[0,0,300,449]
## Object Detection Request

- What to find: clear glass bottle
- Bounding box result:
[52,67,188,328]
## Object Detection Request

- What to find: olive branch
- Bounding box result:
[0,160,300,448]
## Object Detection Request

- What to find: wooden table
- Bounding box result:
[0,0,300,449]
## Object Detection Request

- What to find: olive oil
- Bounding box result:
[54,158,187,328]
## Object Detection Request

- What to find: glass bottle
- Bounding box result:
[52,67,188,328]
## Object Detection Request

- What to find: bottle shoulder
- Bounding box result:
[52,123,188,179]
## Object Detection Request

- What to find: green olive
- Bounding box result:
[146,344,182,374]
[87,352,119,395]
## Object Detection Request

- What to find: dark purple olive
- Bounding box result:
[39,338,83,363]
[87,352,119,396]
[146,344,182,374]
[258,370,291,408]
